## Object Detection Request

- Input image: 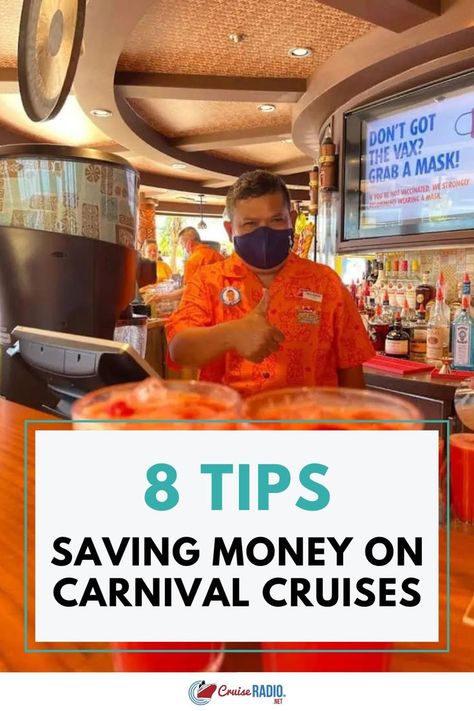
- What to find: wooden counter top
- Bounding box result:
[0,398,473,672]
[363,364,467,400]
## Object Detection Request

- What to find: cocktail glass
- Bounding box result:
[450,433,474,524]
[242,386,423,672]
[72,377,241,671]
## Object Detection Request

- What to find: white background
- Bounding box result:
[35,429,439,643]
[1,673,472,711]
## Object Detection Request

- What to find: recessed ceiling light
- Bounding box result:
[258,104,276,113]
[288,47,312,58]
[228,32,245,43]
[171,163,187,169]
[90,108,112,117]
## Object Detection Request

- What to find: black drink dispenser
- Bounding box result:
[0,145,140,412]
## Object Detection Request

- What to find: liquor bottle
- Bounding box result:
[368,304,391,354]
[392,256,399,278]
[364,259,372,282]
[462,272,471,297]
[451,295,474,371]
[401,299,416,325]
[426,287,450,365]
[372,260,380,284]
[387,278,398,308]
[384,255,392,280]
[405,258,420,309]
[409,304,428,362]
[381,290,394,324]
[363,280,372,309]
[461,272,474,317]
[415,271,435,311]
[373,260,387,301]
[450,278,464,321]
[385,311,410,358]
[436,271,451,325]
[396,263,407,308]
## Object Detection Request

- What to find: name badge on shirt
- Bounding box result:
[300,289,323,303]
[297,307,320,325]
[220,286,241,306]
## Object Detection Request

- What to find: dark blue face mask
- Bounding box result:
[233,226,293,270]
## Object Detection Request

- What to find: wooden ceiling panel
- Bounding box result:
[127,98,294,138]
[208,141,307,167]
[128,154,212,181]
[0,0,22,68]
[119,0,374,78]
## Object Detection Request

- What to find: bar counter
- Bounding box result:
[0,398,473,672]
[364,365,471,428]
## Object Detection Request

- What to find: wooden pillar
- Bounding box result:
[137,195,157,251]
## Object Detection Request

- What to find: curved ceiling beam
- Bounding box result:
[115,72,305,103]
[317,0,441,33]
[114,91,272,179]
[292,0,474,156]
[74,0,299,185]
[172,126,292,152]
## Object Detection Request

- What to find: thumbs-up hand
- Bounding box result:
[229,289,284,363]
[253,288,271,318]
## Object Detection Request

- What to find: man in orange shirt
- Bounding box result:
[149,227,223,304]
[166,170,374,396]
[180,227,223,284]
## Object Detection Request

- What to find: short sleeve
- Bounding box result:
[333,279,375,370]
[165,273,214,344]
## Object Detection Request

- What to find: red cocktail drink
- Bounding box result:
[72,378,241,671]
[450,433,474,524]
[242,386,423,672]
[73,378,240,429]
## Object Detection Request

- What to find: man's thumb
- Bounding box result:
[254,288,270,317]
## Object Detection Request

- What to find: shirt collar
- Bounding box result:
[222,251,299,278]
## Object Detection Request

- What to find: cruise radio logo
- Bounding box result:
[189,680,217,706]
[188,680,286,705]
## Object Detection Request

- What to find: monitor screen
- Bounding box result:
[8,326,159,418]
[343,70,474,241]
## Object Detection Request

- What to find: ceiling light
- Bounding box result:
[171,163,187,169]
[228,32,245,43]
[258,104,276,113]
[90,108,112,117]
[288,47,312,58]
[281,138,293,143]
[197,194,207,230]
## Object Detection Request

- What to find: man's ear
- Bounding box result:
[223,220,233,242]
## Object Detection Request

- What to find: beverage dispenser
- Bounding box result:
[0,144,139,411]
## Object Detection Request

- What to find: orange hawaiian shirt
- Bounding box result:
[184,244,224,284]
[166,252,375,397]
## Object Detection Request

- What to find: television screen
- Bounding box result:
[343,71,474,241]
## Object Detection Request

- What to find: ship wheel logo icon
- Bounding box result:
[188,680,217,705]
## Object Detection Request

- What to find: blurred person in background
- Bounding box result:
[141,239,173,282]
[148,227,223,303]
